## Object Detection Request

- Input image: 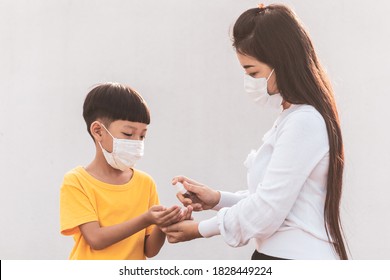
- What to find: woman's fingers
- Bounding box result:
[162,222,180,233]
[183,181,202,195]
[176,192,203,211]
[176,192,193,206]
[172,175,203,187]
[172,176,209,211]
[171,175,187,185]
[192,203,203,211]
[166,233,180,243]
[162,220,201,243]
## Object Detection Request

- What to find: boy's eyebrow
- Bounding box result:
[124,125,147,131]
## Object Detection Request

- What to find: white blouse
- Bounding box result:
[198,104,338,259]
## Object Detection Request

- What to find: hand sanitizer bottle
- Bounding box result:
[174,182,201,203]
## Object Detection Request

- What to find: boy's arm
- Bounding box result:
[144,205,193,258]
[144,227,166,258]
[79,205,181,250]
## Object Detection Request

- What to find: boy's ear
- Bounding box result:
[90,121,103,142]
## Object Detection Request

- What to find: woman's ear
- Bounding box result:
[90,121,103,142]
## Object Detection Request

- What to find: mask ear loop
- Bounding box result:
[266,69,275,81]
[98,123,122,168]
[99,122,115,139]
[98,122,116,156]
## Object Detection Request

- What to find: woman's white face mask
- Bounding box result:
[244,69,283,110]
[98,123,144,171]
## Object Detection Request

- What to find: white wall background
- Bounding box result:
[0,0,389,260]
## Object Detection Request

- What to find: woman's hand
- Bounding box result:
[162,220,202,243]
[172,176,221,211]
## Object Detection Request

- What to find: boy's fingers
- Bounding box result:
[151,205,166,211]
[161,207,181,221]
[186,205,193,219]
[177,208,188,222]
[156,206,179,221]
[164,205,179,213]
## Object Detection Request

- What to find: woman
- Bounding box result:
[162,4,348,260]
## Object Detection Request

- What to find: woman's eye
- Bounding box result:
[249,72,258,77]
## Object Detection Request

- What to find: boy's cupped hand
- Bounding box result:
[147,205,193,228]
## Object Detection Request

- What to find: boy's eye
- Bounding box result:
[140,135,146,140]
[122,133,132,137]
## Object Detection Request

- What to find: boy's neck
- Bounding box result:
[85,152,134,185]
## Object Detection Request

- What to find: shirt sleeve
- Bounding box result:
[199,190,248,237]
[201,111,329,247]
[60,175,98,236]
[213,190,249,210]
[145,180,160,236]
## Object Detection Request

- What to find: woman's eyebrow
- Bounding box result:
[243,65,255,69]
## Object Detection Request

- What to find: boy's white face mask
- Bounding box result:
[244,69,283,110]
[98,123,144,171]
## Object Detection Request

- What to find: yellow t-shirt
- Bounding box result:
[60,166,159,260]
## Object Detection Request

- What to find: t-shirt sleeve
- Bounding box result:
[145,180,160,236]
[60,174,98,236]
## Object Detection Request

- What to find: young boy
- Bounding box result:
[60,82,190,260]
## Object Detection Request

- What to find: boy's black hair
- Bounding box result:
[83,82,150,138]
